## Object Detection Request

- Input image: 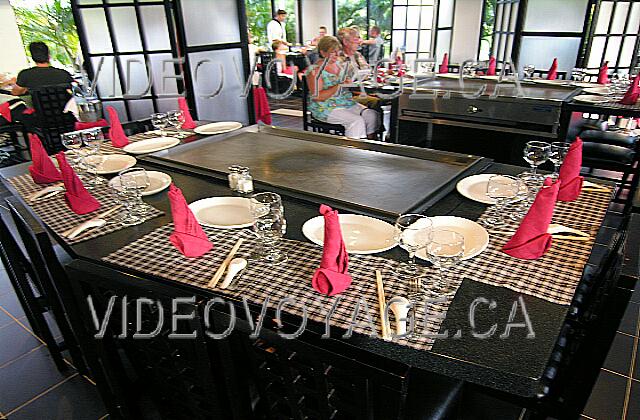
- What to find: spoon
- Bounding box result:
[388,297,412,336]
[220,258,247,289]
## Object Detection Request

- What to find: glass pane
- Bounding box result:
[128,99,155,120]
[336,0,367,33]
[407,6,420,29]
[435,29,451,60]
[406,30,418,52]
[91,56,123,98]
[181,0,240,46]
[140,6,171,51]
[509,3,519,32]
[604,36,622,66]
[106,0,134,3]
[438,0,454,27]
[519,36,582,73]
[494,3,504,32]
[504,34,513,61]
[419,30,432,53]
[611,2,630,34]
[420,6,433,30]
[148,53,180,96]
[595,1,613,34]
[119,54,151,98]
[497,33,506,61]
[369,0,392,40]
[188,49,248,124]
[156,97,181,113]
[395,0,407,5]
[392,30,405,51]
[274,0,299,44]
[103,101,127,122]
[619,36,637,68]
[408,0,421,5]
[393,6,407,29]
[587,36,606,68]
[246,0,273,47]
[110,7,143,53]
[627,2,640,34]
[77,0,102,4]
[523,0,588,32]
[80,9,112,54]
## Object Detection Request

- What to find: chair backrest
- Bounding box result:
[301,75,311,130]
[29,84,77,153]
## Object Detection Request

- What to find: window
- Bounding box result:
[479,0,496,60]
[336,0,368,34]
[274,0,299,44]
[246,0,273,47]
[391,0,437,64]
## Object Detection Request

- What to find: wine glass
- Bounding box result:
[61,131,83,163]
[549,142,571,179]
[118,167,151,215]
[395,214,433,298]
[426,229,464,297]
[151,112,168,137]
[250,192,287,265]
[82,128,107,186]
[110,177,143,226]
[167,110,186,136]
[484,175,521,227]
[571,68,586,83]
[523,64,536,79]
[522,141,551,181]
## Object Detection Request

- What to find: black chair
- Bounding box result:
[301,76,347,136]
[29,84,77,153]
[0,123,29,164]
[259,51,296,95]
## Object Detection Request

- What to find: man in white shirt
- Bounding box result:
[267,9,289,47]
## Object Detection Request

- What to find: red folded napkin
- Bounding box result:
[311,205,352,296]
[106,106,129,148]
[598,61,609,85]
[178,97,197,129]
[547,58,558,80]
[438,53,449,74]
[28,134,62,184]
[253,87,272,125]
[75,119,108,131]
[557,138,584,202]
[487,56,497,76]
[620,74,640,105]
[0,102,11,122]
[502,178,560,260]
[55,152,101,215]
[168,184,212,258]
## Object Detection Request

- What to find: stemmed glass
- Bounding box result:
[61,131,90,181]
[523,64,536,79]
[522,141,551,181]
[571,68,586,83]
[484,175,521,227]
[82,128,106,187]
[395,214,433,298]
[118,167,151,215]
[549,142,571,179]
[151,112,168,137]
[250,192,287,265]
[426,230,465,297]
[167,110,186,137]
[110,176,143,226]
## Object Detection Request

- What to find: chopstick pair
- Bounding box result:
[375,270,391,341]
[61,205,123,238]
[208,238,244,288]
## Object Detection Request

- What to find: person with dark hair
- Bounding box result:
[267,9,290,47]
[11,41,72,96]
[310,26,328,46]
[360,26,384,64]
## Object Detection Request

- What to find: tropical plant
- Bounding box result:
[480,0,496,58]
[246,0,273,47]
[12,0,79,67]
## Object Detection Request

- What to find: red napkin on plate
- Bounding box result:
[106,106,129,148]
[598,61,609,85]
[547,58,558,80]
[502,178,560,260]
[168,184,212,258]
[0,102,11,122]
[28,134,62,184]
[439,53,449,74]
[178,97,197,129]
[253,87,272,125]
[557,138,584,202]
[487,56,497,76]
[55,152,101,215]
[620,74,640,105]
[311,205,352,296]
[75,119,108,131]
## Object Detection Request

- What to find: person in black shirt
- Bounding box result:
[12,42,72,96]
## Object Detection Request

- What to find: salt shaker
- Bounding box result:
[237,167,254,194]
[228,165,241,190]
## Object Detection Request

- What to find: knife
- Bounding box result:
[28,184,65,203]
[62,205,123,238]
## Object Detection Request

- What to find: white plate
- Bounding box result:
[122,137,180,154]
[573,94,609,104]
[456,174,528,205]
[302,214,397,255]
[532,79,570,86]
[438,73,465,79]
[194,121,243,135]
[95,154,137,175]
[109,171,172,196]
[414,216,489,261]
[188,197,252,229]
[583,86,610,95]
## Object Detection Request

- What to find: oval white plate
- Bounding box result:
[122,137,180,154]
[96,154,137,175]
[583,86,610,95]
[188,197,252,229]
[302,214,397,255]
[109,171,172,196]
[573,94,609,104]
[194,121,243,135]
[414,216,489,261]
[456,174,528,205]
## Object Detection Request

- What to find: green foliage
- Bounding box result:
[246,0,273,47]
[336,0,391,39]
[480,0,496,50]
[12,0,79,67]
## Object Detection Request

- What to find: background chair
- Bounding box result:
[301,76,347,136]
[28,84,77,153]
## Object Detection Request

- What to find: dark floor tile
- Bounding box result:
[627,380,640,420]
[0,292,25,320]
[7,375,106,420]
[618,302,640,337]
[583,370,627,420]
[0,345,71,413]
[603,333,635,376]
[0,269,14,298]
[0,322,41,366]
[0,309,12,330]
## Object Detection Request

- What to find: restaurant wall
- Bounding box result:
[0,0,28,74]
[450,0,482,62]
[301,0,333,42]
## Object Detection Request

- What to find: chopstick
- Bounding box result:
[208,238,244,288]
[375,270,391,341]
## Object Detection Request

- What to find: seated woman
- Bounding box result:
[306,36,379,140]
[272,40,299,79]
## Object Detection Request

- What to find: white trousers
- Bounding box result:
[326,104,378,138]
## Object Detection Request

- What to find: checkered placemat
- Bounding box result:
[5,173,164,245]
[104,225,450,351]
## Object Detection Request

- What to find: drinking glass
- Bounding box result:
[118,167,151,215]
[110,177,143,226]
[522,141,551,181]
[426,229,464,297]
[61,131,83,164]
[523,64,536,79]
[571,68,586,83]
[167,110,186,136]
[395,214,433,297]
[484,175,521,227]
[82,128,106,186]
[250,192,287,265]
[151,112,168,137]
[549,142,571,178]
